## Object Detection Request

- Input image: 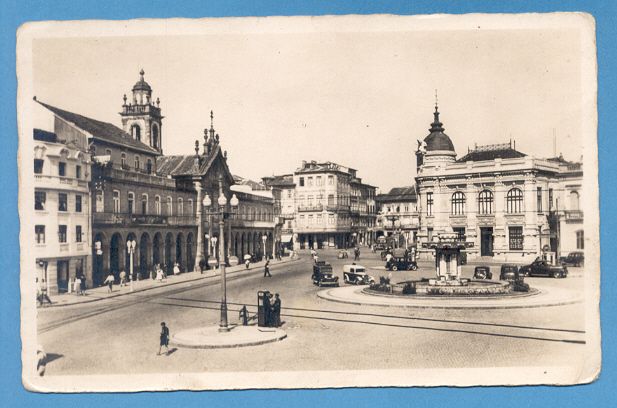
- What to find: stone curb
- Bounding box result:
[170,326,287,349]
[316,286,583,310]
[40,257,301,308]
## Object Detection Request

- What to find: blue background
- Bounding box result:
[1,1,614,407]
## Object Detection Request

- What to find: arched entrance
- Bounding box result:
[139,233,151,279]
[153,232,162,267]
[176,233,185,269]
[186,233,194,272]
[165,232,174,275]
[109,232,123,276]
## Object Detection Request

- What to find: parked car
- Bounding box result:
[386,256,418,271]
[337,250,349,259]
[520,259,568,278]
[560,251,584,267]
[343,264,375,285]
[473,266,493,280]
[499,264,530,292]
[312,261,339,287]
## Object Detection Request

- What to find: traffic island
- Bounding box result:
[170,325,287,349]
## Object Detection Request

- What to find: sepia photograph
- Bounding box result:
[16,13,600,391]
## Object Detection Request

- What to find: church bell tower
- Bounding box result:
[120,69,164,154]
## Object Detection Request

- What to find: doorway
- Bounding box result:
[57,260,69,292]
[480,227,494,256]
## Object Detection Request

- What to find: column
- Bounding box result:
[493,176,506,257]
[194,181,204,268]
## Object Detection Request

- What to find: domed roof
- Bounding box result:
[132,69,152,92]
[424,106,455,152]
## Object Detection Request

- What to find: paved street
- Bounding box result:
[37,250,587,375]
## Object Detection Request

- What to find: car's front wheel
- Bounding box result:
[553,271,562,279]
[391,265,398,271]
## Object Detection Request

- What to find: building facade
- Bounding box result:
[414,104,584,262]
[375,186,419,247]
[265,161,377,250]
[32,126,92,294]
[36,71,278,288]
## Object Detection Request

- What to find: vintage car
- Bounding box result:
[343,264,375,285]
[386,256,418,271]
[312,261,339,287]
[560,251,584,267]
[337,250,349,259]
[473,266,493,280]
[520,259,568,278]
[499,264,530,292]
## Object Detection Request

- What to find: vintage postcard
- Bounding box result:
[17,13,600,391]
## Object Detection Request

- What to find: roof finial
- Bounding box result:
[194,140,200,156]
[434,89,438,109]
[210,110,214,129]
[139,69,145,79]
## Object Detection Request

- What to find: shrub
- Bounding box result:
[402,282,416,295]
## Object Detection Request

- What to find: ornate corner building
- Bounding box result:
[414,103,584,262]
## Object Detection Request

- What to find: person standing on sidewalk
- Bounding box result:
[119,270,127,287]
[263,259,272,277]
[158,322,170,356]
[272,293,281,327]
[79,273,86,295]
[104,272,115,293]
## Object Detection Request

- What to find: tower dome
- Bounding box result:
[132,69,152,92]
[421,104,456,164]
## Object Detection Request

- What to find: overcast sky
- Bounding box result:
[31,20,584,192]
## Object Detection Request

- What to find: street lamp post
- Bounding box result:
[262,234,268,261]
[126,239,136,292]
[202,178,239,333]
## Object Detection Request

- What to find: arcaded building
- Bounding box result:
[36,71,278,287]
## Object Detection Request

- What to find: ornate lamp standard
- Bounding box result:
[94,240,103,286]
[126,239,136,291]
[262,233,268,261]
[202,182,239,332]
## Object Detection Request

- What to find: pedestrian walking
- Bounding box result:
[157,322,170,356]
[104,272,115,293]
[119,270,127,287]
[263,259,272,277]
[37,278,52,306]
[156,266,164,283]
[354,246,360,261]
[173,263,180,275]
[272,293,281,327]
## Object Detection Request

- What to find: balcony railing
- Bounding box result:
[94,212,196,226]
[96,166,175,188]
[325,204,350,212]
[297,204,323,212]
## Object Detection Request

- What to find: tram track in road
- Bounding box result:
[37,262,296,334]
[152,296,587,345]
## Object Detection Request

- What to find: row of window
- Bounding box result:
[34,159,82,179]
[102,190,274,221]
[35,225,83,244]
[297,194,351,207]
[35,191,83,212]
[298,175,335,187]
[91,146,154,174]
[104,190,193,216]
[425,188,580,216]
